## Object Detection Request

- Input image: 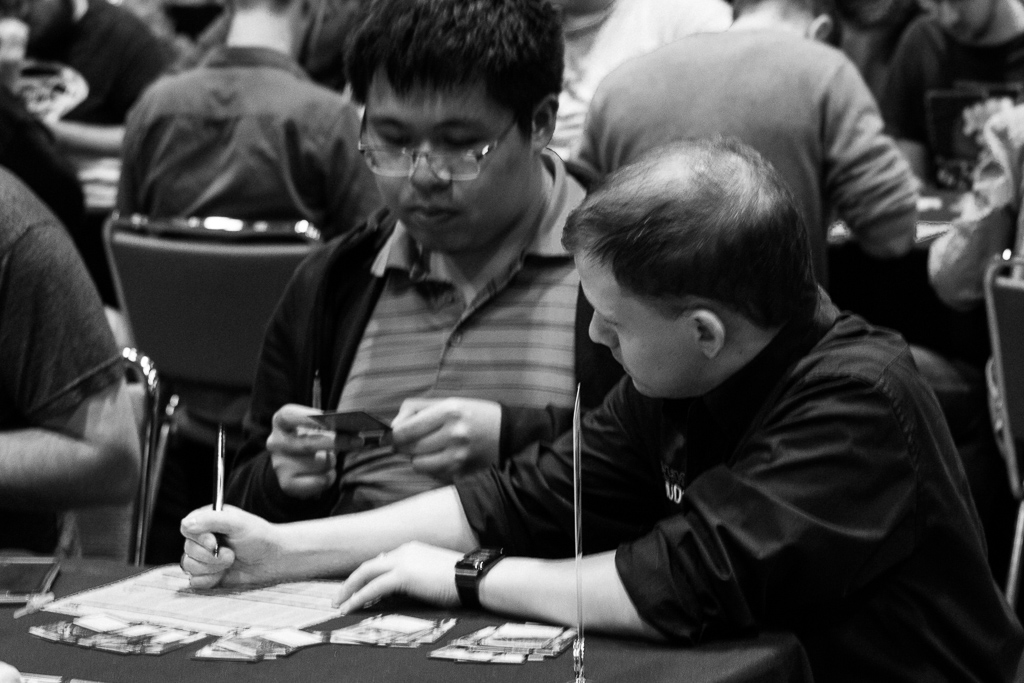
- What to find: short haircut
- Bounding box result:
[832,0,918,29]
[733,0,837,18]
[346,0,564,135]
[562,138,820,329]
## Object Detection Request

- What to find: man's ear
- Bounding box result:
[806,14,834,42]
[530,94,559,151]
[691,309,726,359]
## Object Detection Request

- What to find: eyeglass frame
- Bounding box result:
[357,118,520,182]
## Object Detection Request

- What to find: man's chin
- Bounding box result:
[630,376,660,398]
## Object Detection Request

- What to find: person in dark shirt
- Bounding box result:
[881,0,1024,188]
[117,0,379,239]
[181,138,1022,682]
[24,0,170,155]
[0,85,83,233]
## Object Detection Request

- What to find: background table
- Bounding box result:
[1,560,813,683]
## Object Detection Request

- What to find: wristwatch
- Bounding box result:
[454,547,505,609]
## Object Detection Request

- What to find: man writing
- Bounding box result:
[224,0,622,520]
[183,139,1021,681]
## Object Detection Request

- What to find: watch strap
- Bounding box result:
[454,547,504,609]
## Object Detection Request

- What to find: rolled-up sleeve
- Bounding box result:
[616,373,917,642]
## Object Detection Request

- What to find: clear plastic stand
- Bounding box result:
[569,386,588,683]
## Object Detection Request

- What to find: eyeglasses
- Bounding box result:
[358,120,518,182]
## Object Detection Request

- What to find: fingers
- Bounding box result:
[392,402,450,449]
[181,537,235,588]
[180,504,251,542]
[335,553,398,613]
[272,446,337,498]
[268,403,338,455]
[393,397,433,424]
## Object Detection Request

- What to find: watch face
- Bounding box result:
[458,548,503,571]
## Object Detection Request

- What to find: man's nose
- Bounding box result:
[408,151,450,190]
[589,313,614,349]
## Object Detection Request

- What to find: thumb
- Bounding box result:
[180,504,252,540]
[393,397,436,425]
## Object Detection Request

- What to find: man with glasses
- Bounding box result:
[224,0,623,521]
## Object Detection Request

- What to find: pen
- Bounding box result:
[13,592,54,619]
[312,370,322,411]
[213,424,225,557]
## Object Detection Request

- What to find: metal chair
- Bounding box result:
[69,347,161,565]
[103,214,320,393]
[102,214,320,558]
[984,253,1024,606]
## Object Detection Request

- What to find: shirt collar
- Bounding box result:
[699,288,839,443]
[201,46,309,81]
[370,149,579,281]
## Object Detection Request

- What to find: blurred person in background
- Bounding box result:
[0,167,139,553]
[881,0,1024,188]
[22,0,170,156]
[549,0,732,161]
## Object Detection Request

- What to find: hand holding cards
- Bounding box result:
[307,411,393,448]
[270,404,390,499]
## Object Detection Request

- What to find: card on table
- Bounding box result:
[194,627,323,661]
[429,622,576,663]
[0,556,59,604]
[321,613,457,647]
[21,676,107,683]
[29,614,206,655]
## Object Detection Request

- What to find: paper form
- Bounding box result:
[44,565,345,636]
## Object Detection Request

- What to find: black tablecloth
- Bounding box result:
[1,560,813,683]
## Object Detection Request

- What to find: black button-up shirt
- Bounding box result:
[458,295,1023,681]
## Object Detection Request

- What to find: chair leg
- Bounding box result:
[1006,499,1024,609]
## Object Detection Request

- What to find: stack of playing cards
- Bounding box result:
[319,614,457,648]
[29,614,205,655]
[193,627,324,661]
[430,622,577,664]
[21,675,108,683]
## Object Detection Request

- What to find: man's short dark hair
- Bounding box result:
[562,138,820,329]
[346,0,563,135]
[733,0,836,18]
[733,0,841,43]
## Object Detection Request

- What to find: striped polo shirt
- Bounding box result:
[336,151,585,510]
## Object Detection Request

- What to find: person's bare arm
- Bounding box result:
[335,545,662,639]
[47,120,125,157]
[480,552,659,637]
[0,378,140,509]
[181,485,478,587]
[896,138,930,185]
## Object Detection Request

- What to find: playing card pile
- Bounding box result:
[193,627,323,661]
[21,675,107,683]
[430,622,576,664]
[318,613,457,648]
[29,614,205,655]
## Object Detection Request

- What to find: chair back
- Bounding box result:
[69,348,160,565]
[986,255,1024,499]
[103,215,319,390]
